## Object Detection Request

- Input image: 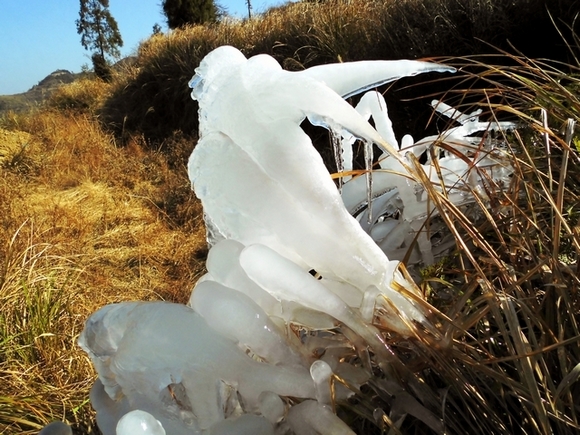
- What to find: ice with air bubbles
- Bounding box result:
[78,46,515,434]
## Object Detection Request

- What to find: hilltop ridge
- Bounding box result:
[0,69,85,113]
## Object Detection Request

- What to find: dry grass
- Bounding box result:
[100,0,578,142]
[347,50,580,433]
[0,96,207,434]
[45,78,112,113]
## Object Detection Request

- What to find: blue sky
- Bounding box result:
[0,0,288,95]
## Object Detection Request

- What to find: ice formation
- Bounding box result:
[340,96,515,266]
[79,46,515,434]
[187,45,456,335]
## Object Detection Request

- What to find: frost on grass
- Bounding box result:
[79,46,514,434]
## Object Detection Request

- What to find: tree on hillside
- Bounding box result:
[152,23,163,35]
[161,0,219,28]
[76,0,123,81]
[246,0,252,19]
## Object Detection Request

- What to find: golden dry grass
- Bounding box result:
[0,101,207,433]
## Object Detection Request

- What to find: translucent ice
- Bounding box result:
[79,302,315,434]
[116,410,166,435]
[188,46,452,333]
[38,421,72,435]
[340,91,515,266]
[239,242,424,338]
[257,392,285,424]
[209,414,274,435]
[204,239,281,316]
[190,279,303,366]
[310,360,333,406]
[80,46,501,435]
[286,400,356,435]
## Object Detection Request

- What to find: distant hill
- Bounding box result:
[0,69,86,113]
[0,57,138,115]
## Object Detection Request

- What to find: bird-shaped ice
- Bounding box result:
[188,46,454,334]
[79,47,463,435]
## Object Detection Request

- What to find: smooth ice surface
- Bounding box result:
[190,279,303,366]
[204,239,281,316]
[258,392,285,424]
[116,410,166,435]
[310,360,333,406]
[287,400,356,435]
[300,60,456,99]
[209,415,274,435]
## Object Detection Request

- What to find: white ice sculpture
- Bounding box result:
[78,46,497,434]
[187,45,455,335]
[79,302,314,435]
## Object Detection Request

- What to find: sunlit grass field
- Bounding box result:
[0,103,207,433]
[1,0,579,433]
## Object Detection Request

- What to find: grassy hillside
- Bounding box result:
[100,0,578,142]
[1,0,580,433]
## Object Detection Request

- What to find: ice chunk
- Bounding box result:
[239,243,417,355]
[190,280,303,366]
[209,414,274,435]
[89,378,131,435]
[258,391,285,424]
[79,302,315,433]
[360,285,381,322]
[240,243,354,319]
[116,410,165,435]
[204,239,281,316]
[300,59,455,99]
[345,90,399,150]
[310,360,333,406]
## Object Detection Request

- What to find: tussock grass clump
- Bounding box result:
[46,78,111,114]
[0,128,40,175]
[101,0,578,142]
[348,51,580,433]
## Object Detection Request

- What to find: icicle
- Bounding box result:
[310,360,333,407]
[331,128,345,191]
[364,139,374,225]
[360,285,380,322]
